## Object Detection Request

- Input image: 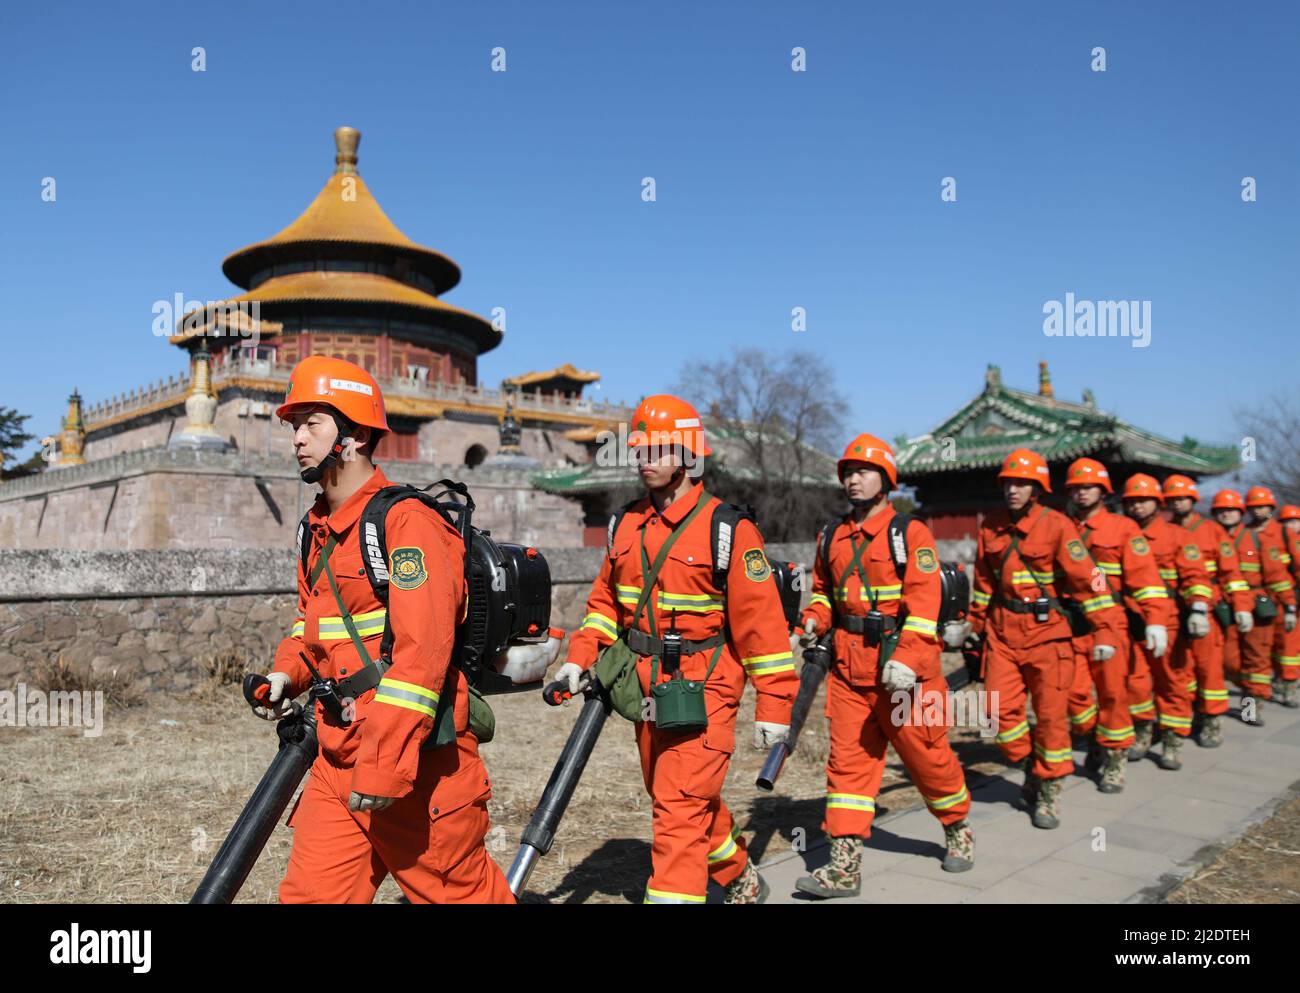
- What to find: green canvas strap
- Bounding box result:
[322,553,378,671]
[309,533,338,588]
[635,492,715,685]
[835,531,878,610]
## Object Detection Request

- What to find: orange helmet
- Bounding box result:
[1211,490,1245,511]
[838,433,898,487]
[277,355,389,431]
[1064,457,1112,493]
[1122,473,1163,504]
[999,448,1052,493]
[1280,504,1300,522]
[1162,474,1198,501]
[626,394,712,457]
[1245,485,1277,508]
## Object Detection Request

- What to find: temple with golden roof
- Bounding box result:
[0,128,628,550]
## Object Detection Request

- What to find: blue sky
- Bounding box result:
[2,0,1296,462]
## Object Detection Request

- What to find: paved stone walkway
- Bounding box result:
[756,689,1300,904]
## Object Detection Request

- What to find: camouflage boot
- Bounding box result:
[1018,756,1040,809]
[1127,722,1154,760]
[1196,714,1223,748]
[795,835,862,899]
[1157,728,1184,771]
[1098,747,1126,794]
[941,821,975,873]
[723,859,769,905]
[1276,680,1300,709]
[1032,777,1061,830]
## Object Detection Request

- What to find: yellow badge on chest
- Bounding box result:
[390,546,427,591]
[743,548,771,582]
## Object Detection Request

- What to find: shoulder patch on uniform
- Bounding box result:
[1130,536,1150,556]
[742,547,771,582]
[389,546,428,591]
[1220,541,1233,558]
[1184,543,1201,561]
[1269,546,1282,561]
[1066,539,1087,562]
[914,547,939,573]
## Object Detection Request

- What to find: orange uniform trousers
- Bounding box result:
[279,731,514,904]
[1273,615,1300,686]
[1067,631,1135,750]
[1128,631,1195,738]
[635,704,748,904]
[821,670,970,837]
[1235,617,1277,700]
[1188,617,1230,716]
[986,627,1076,779]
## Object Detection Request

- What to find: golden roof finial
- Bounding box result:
[1038,360,1054,399]
[334,126,360,175]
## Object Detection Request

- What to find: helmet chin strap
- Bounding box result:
[300,413,354,485]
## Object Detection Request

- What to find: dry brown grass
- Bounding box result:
[0,654,1005,904]
[33,653,144,709]
[1164,792,1300,904]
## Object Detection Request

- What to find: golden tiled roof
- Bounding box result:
[221,127,462,295]
[505,362,601,388]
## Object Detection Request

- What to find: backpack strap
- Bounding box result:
[606,498,640,558]
[709,500,755,589]
[297,512,312,580]
[888,512,913,581]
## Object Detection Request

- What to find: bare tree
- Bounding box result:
[1238,393,1300,505]
[679,347,846,542]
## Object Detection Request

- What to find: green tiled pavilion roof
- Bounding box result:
[895,366,1238,479]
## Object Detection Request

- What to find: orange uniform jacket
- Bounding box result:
[272,467,473,799]
[1181,512,1253,614]
[800,508,944,684]
[1075,507,1172,627]
[566,483,798,733]
[1233,521,1297,609]
[968,504,1125,649]
[1140,516,1213,613]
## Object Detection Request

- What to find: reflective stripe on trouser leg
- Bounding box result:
[636,701,735,902]
[1240,621,1275,698]
[1021,640,1075,780]
[1152,638,1195,737]
[822,672,887,838]
[1274,618,1300,681]
[1067,641,1099,733]
[883,709,971,826]
[985,632,1032,764]
[1091,633,1134,749]
[1191,620,1229,715]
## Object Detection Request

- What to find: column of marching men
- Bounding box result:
[256,355,1299,903]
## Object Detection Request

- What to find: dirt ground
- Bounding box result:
[0,654,1012,904]
[1163,792,1300,905]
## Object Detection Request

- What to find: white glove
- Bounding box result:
[553,662,584,695]
[1286,609,1297,633]
[1092,643,1117,662]
[1145,624,1168,659]
[881,660,916,692]
[795,617,818,648]
[754,721,790,749]
[1235,611,1254,634]
[1186,607,1210,639]
[252,671,294,721]
[348,792,395,813]
[943,619,973,649]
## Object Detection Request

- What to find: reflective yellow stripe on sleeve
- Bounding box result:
[901,616,938,637]
[374,677,440,718]
[810,593,832,610]
[1131,586,1169,601]
[741,651,795,677]
[290,619,305,638]
[581,612,619,639]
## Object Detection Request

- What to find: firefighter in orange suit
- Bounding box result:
[1119,474,1212,771]
[791,434,973,899]
[1063,458,1169,792]
[1164,475,1254,746]
[1244,486,1299,708]
[1278,504,1300,707]
[966,449,1125,828]
[553,395,797,904]
[254,355,514,904]
[1215,488,1295,723]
